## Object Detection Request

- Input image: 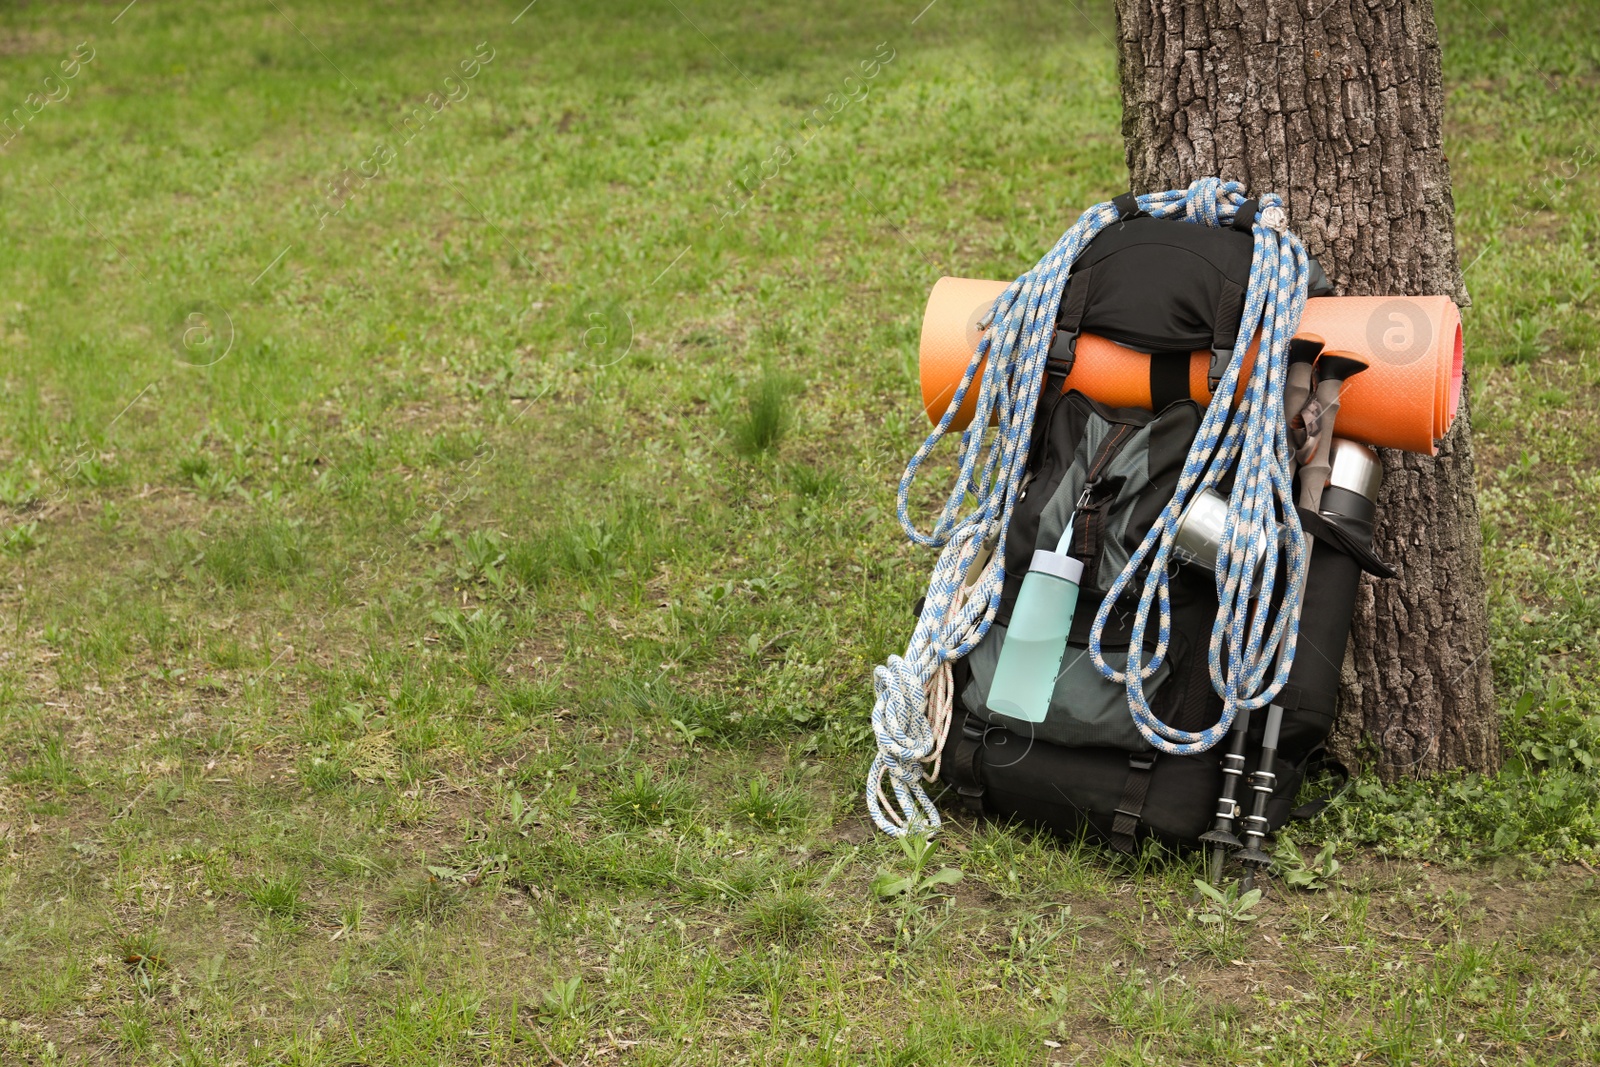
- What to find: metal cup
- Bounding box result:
[1173,488,1279,590]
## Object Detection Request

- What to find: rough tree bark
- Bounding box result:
[1113,0,1498,778]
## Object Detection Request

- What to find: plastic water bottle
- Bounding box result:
[987,522,1084,724]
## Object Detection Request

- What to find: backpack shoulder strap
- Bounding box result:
[1201,197,1261,388]
[1288,750,1351,821]
[1050,193,1145,374]
[1049,264,1093,376]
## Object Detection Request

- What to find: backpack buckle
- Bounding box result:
[1047,329,1079,377]
[1208,347,1232,392]
[954,783,986,815]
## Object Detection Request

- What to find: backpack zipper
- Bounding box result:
[1084,424,1132,487]
[1071,422,1135,590]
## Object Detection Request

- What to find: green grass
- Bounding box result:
[1,0,1598,1063]
[732,367,799,455]
[242,874,306,921]
[202,517,310,588]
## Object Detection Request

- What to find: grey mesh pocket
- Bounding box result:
[961,626,1167,752]
[960,395,1201,751]
[1031,411,1165,592]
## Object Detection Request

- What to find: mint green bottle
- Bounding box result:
[987,521,1084,724]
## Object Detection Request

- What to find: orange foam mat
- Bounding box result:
[919,277,1463,455]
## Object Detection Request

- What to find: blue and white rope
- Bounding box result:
[866,178,1311,836]
[1085,182,1311,756]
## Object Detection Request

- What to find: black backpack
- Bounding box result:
[1049,194,1333,387]
[938,203,1374,854]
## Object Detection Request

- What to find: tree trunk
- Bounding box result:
[1113,0,1498,778]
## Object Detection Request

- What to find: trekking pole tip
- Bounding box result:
[1235,846,1272,870]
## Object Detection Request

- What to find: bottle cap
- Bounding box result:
[1029,548,1084,584]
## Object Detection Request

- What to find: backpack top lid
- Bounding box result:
[1053,205,1334,380]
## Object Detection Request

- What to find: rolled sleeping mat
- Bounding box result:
[919,278,1464,455]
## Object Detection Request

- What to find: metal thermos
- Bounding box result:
[1322,438,1383,523]
[1173,488,1279,590]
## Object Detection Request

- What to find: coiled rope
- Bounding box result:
[866,178,1311,836]
[1087,183,1312,755]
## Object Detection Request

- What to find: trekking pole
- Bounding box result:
[1235,350,1369,889]
[1198,708,1251,884]
[1284,335,1323,467]
[1194,333,1322,886]
[1174,489,1256,884]
[1297,353,1370,513]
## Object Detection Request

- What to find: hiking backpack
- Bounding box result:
[932,198,1387,854]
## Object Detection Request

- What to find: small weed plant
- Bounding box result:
[745,886,827,945]
[244,875,306,922]
[540,976,583,1023]
[728,777,809,831]
[872,833,963,905]
[1188,879,1262,958]
[604,770,696,828]
[1275,835,1342,891]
